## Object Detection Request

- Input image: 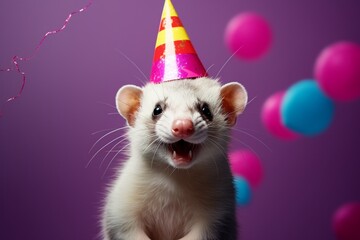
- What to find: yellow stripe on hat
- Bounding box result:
[155,27,190,48]
[161,0,178,19]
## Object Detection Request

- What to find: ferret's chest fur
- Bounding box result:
[140,178,193,240]
[113,157,221,240]
[116,158,214,240]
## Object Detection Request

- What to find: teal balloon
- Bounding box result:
[233,176,252,206]
[281,80,335,136]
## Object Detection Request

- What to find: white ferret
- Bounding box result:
[102,77,248,240]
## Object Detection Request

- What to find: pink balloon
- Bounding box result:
[333,202,360,240]
[225,12,272,60]
[315,41,360,101]
[261,91,299,140]
[229,150,263,188]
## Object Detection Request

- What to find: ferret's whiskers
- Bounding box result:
[208,128,263,155]
[100,137,128,168]
[164,163,171,173]
[115,50,166,103]
[102,143,131,178]
[87,135,125,168]
[151,141,162,169]
[116,50,148,83]
[202,143,220,178]
[227,135,259,156]
[89,127,125,153]
[215,46,243,79]
[134,75,147,86]
[96,101,117,110]
[144,138,161,155]
[207,131,228,141]
[207,138,228,160]
[91,127,118,135]
[237,127,262,134]
[232,128,271,151]
[103,50,171,121]
[206,64,215,73]
[246,96,257,106]
[221,108,246,122]
[156,127,174,140]
[168,166,177,177]
[207,138,226,154]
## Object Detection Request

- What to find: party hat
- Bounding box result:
[150,0,208,83]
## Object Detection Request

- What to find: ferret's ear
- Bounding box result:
[115,85,143,126]
[220,82,248,126]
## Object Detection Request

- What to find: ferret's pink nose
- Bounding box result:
[172,119,194,138]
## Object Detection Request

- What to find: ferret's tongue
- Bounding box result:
[171,140,193,164]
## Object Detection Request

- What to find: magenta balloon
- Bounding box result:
[315,41,360,101]
[261,91,299,140]
[225,12,272,60]
[333,202,360,240]
[229,150,263,188]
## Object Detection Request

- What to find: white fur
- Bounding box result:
[102,77,245,240]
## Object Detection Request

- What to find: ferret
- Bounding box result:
[102,77,248,240]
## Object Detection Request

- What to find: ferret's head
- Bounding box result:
[116,77,247,169]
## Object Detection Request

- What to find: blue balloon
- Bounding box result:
[233,176,252,206]
[281,80,335,136]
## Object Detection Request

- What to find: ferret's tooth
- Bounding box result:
[173,151,177,158]
[189,150,192,158]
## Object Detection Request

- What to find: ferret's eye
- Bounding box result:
[153,104,163,116]
[200,103,213,121]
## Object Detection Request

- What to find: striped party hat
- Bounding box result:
[150,0,208,83]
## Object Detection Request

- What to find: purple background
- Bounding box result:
[1,0,360,239]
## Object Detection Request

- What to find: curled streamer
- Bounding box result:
[0,0,93,116]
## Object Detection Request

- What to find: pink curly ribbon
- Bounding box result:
[0,0,93,116]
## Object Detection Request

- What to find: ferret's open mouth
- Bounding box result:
[169,140,197,165]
